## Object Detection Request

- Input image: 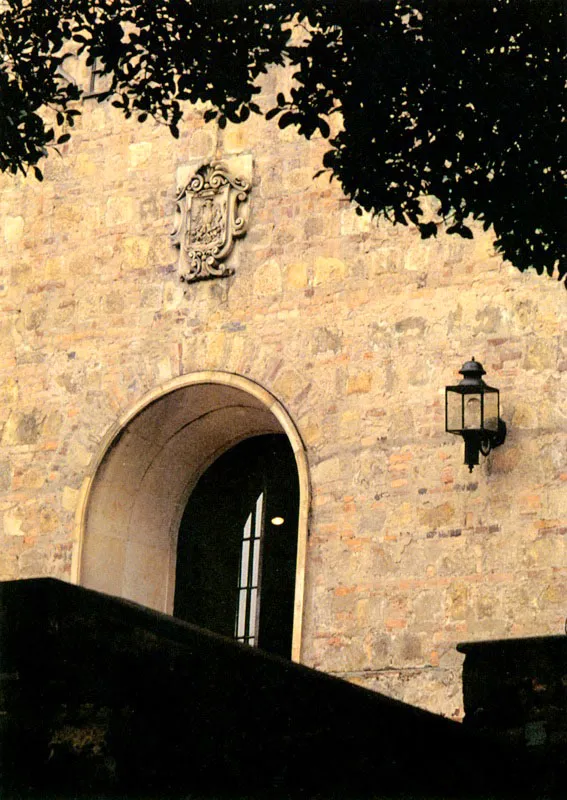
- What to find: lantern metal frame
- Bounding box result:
[445,358,507,472]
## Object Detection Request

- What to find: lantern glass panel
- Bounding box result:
[483,391,499,432]
[463,393,482,430]
[446,389,463,432]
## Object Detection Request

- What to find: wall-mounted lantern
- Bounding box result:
[445,358,507,472]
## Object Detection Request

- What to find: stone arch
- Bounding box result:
[72,372,310,661]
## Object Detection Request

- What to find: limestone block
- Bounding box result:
[3,215,24,244]
[205,332,226,364]
[156,357,174,383]
[189,128,216,158]
[3,509,24,536]
[0,377,18,405]
[313,327,343,355]
[340,206,373,236]
[75,153,97,177]
[223,123,247,154]
[104,290,124,315]
[395,316,427,336]
[346,372,372,395]
[38,504,59,533]
[163,280,184,311]
[286,261,308,289]
[2,411,42,445]
[55,204,83,226]
[301,418,322,445]
[12,468,45,490]
[253,259,282,296]
[312,456,340,485]
[23,301,47,332]
[62,486,80,513]
[128,141,153,168]
[512,401,539,429]
[67,441,93,470]
[0,552,18,581]
[18,548,47,578]
[419,502,455,529]
[339,409,360,438]
[282,167,315,193]
[43,411,63,438]
[396,633,424,664]
[524,338,558,371]
[272,368,306,401]
[105,196,135,226]
[540,579,565,606]
[403,247,428,272]
[313,256,347,286]
[0,461,11,491]
[122,236,151,269]
[446,583,468,621]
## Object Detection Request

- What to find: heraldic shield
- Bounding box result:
[171,162,251,282]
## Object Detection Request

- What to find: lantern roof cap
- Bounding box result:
[459,357,486,379]
[452,357,490,390]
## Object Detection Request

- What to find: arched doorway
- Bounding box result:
[74,372,309,661]
[174,434,299,658]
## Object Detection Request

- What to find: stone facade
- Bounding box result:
[0,63,565,719]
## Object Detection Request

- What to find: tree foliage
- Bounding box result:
[0,0,565,285]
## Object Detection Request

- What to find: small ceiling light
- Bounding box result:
[446,358,507,472]
[271,516,285,526]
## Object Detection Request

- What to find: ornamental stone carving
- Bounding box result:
[170,161,251,282]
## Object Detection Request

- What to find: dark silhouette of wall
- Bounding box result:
[0,579,536,799]
[459,636,567,798]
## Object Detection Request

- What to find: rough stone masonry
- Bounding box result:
[0,59,565,720]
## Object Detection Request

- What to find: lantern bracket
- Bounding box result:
[479,419,507,457]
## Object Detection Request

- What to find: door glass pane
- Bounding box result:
[251,532,261,587]
[254,492,264,538]
[236,494,263,646]
[249,587,258,640]
[236,589,247,638]
[239,518,252,587]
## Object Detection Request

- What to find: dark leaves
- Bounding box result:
[419,221,438,240]
[278,111,299,129]
[317,118,330,138]
[0,0,564,285]
[446,223,473,239]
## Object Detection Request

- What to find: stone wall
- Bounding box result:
[0,62,565,718]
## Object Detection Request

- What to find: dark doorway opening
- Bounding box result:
[174,434,299,659]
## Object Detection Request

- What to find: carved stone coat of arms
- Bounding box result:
[170,162,251,282]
